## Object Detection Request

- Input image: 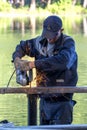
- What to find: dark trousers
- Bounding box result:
[40,98,76,125]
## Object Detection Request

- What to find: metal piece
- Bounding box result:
[0,87,87,94]
[29,69,33,82]
[27,94,37,125]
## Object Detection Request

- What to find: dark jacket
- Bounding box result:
[12,33,78,100]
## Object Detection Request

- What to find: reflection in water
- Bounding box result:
[0,16,87,36]
[10,16,87,36]
[10,17,38,33]
[63,16,87,36]
[0,16,43,37]
[10,16,41,36]
[0,16,87,126]
[83,17,87,36]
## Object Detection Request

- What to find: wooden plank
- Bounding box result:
[0,124,87,130]
[0,86,87,94]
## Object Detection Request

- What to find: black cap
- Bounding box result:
[42,15,62,39]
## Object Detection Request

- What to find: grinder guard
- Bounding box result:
[16,69,33,86]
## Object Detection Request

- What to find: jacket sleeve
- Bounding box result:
[12,39,35,61]
[35,38,77,72]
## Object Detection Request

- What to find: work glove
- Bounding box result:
[14,57,30,71]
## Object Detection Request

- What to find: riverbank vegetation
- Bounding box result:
[0,0,87,16]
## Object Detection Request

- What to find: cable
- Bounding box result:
[6,70,15,88]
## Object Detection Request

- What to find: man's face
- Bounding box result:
[47,30,61,43]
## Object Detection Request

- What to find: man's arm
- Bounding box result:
[22,38,77,71]
[15,38,77,72]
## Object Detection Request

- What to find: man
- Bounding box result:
[12,15,78,125]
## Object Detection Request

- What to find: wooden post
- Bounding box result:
[27,94,37,125]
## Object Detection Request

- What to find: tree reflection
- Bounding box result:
[11,16,87,36]
[83,17,87,36]
[10,16,37,36]
[0,16,87,36]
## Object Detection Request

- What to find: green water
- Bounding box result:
[0,16,87,126]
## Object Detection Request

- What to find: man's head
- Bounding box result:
[42,15,63,42]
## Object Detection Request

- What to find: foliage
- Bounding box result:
[47,0,87,15]
[0,0,87,15]
[47,0,72,14]
[0,1,12,11]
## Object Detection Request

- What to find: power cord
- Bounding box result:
[6,70,15,88]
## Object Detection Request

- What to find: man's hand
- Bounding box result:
[14,57,35,71]
[14,57,22,69]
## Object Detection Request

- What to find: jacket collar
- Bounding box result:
[39,37,48,47]
[54,33,64,51]
[39,33,64,49]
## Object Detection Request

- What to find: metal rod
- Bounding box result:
[27,94,37,125]
[0,124,87,130]
[27,124,87,130]
[0,86,87,94]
